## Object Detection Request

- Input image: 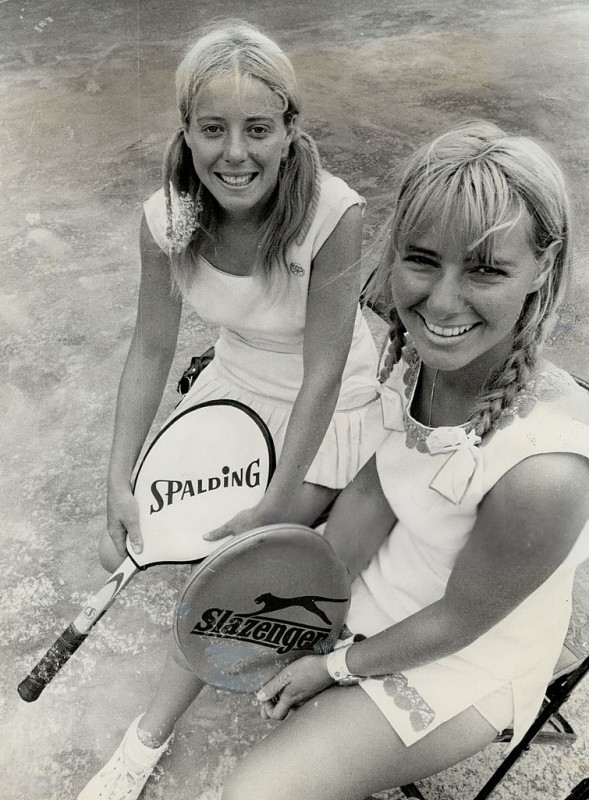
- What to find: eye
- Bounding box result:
[248,124,271,137]
[471,264,507,278]
[201,124,223,136]
[403,252,438,268]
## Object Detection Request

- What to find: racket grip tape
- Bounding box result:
[17,624,88,702]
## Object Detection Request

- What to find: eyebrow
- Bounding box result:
[406,244,516,268]
[195,115,277,123]
[483,257,516,267]
[405,246,438,257]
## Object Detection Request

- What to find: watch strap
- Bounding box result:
[326,644,361,684]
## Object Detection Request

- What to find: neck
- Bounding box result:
[420,335,516,427]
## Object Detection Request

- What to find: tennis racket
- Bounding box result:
[174,523,351,692]
[18,399,276,702]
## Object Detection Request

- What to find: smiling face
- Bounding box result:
[391,209,553,377]
[184,73,292,222]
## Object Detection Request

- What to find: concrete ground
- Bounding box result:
[1,0,589,798]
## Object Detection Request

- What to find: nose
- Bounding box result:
[425,269,465,319]
[223,130,247,164]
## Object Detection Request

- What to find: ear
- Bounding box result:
[529,239,561,293]
[281,132,293,161]
[281,119,296,160]
[181,124,192,152]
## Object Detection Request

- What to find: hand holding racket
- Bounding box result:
[17,400,276,703]
[106,483,143,560]
[256,653,335,720]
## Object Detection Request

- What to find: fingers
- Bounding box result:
[107,494,143,555]
[260,699,276,720]
[203,507,259,541]
[107,522,128,558]
[124,515,143,555]
[203,523,233,542]
[257,680,294,721]
[267,693,294,720]
[257,670,289,704]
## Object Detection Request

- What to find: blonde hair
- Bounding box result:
[162,20,321,295]
[372,120,572,438]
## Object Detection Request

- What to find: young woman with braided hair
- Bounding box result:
[79,20,384,800]
[216,121,589,800]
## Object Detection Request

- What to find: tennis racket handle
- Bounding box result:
[18,624,88,702]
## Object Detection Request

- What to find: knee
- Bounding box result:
[98,531,125,573]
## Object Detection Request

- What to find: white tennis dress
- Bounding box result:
[346,344,589,751]
[143,171,385,488]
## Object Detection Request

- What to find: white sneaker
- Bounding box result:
[77,716,173,800]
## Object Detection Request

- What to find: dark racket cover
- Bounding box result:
[174,523,351,692]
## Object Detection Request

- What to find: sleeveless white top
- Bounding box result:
[347,345,589,751]
[143,171,385,488]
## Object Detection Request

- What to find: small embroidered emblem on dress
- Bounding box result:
[289,262,305,276]
[382,673,436,732]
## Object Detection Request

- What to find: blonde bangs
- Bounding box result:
[393,158,527,266]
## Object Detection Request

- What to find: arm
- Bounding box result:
[206,203,364,538]
[260,451,589,718]
[106,215,182,557]
[324,454,397,580]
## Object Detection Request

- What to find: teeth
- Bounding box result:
[425,320,476,337]
[218,173,255,186]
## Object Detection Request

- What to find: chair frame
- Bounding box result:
[397,651,589,800]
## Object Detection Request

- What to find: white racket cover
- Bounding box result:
[174,524,351,692]
[131,400,275,569]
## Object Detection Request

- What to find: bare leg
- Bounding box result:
[296,482,338,526]
[221,685,498,800]
[97,529,205,746]
[137,647,206,747]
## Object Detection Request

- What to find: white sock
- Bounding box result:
[123,716,172,771]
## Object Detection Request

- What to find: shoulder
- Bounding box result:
[485,362,589,460]
[481,451,589,560]
[316,169,365,215]
[299,170,365,259]
[497,449,589,501]
[517,362,589,447]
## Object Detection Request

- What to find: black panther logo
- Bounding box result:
[241,592,348,626]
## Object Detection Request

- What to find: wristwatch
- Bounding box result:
[326,643,363,686]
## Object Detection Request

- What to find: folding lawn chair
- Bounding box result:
[387,642,589,800]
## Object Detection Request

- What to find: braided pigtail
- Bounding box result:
[378,307,407,384]
[469,338,533,439]
[469,290,547,438]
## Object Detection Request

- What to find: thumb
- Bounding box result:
[125,513,143,554]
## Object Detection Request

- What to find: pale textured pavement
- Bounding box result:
[1,1,588,798]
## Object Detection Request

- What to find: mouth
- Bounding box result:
[215,172,257,187]
[421,316,478,338]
